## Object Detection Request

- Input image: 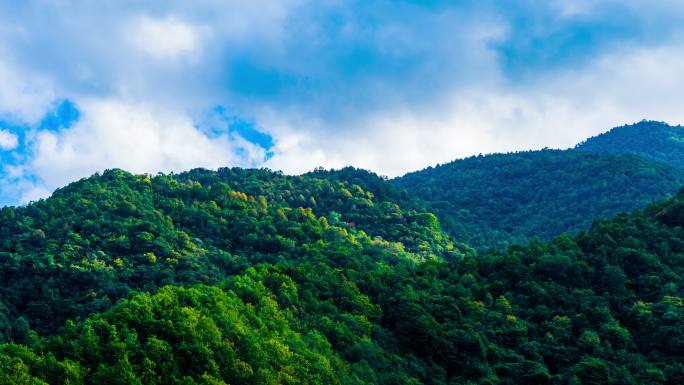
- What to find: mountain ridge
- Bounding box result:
[392,121,684,249]
[575,120,684,169]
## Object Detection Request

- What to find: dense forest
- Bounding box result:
[394,150,684,249]
[576,121,684,169]
[0,167,683,384]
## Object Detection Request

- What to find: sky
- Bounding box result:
[1,0,684,206]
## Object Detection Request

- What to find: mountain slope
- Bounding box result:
[173,167,465,257]
[0,168,465,338]
[393,149,684,249]
[576,120,684,169]
[2,168,684,384]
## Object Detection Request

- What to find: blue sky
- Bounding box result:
[1,0,684,206]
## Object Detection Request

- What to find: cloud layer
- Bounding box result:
[1,0,684,205]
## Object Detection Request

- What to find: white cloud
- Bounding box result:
[126,16,202,59]
[0,60,55,124]
[265,41,684,177]
[0,130,18,150]
[21,99,266,202]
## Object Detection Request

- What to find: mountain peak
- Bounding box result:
[575,120,684,169]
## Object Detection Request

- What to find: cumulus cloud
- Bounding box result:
[18,99,268,202]
[0,60,55,124]
[126,16,202,59]
[0,130,18,150]
[265,39,684,176]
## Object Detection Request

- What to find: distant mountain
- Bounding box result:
[576,120,684,169]
[393,149,684,249]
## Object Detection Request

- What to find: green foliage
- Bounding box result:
[394,149,684,249]
[1,167,684,384]
[179,167,467,258]
[36,282,357,385]
[0,168,465,336]
[577,120,684,169]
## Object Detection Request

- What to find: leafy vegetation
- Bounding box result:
[394,149,684,249]
[576,120,684,169]
[0,167,683,384]
[0,168,463,337]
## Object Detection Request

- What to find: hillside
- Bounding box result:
[0,168,464,337]
[576,120,684,169]
[0,167,683,384]
[393,149,684,249]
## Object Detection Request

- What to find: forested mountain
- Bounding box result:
[393,150,684,249]
[0,168,463,337]
[0,167,683,384]
[576,121,684,169]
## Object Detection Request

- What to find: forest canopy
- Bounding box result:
[0,167,682,384]
[393,149,684,249]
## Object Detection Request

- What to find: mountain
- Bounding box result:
[0,168,464,337]
[1,167,684,384]
[576,120,684,169]
[393,149,684,249]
